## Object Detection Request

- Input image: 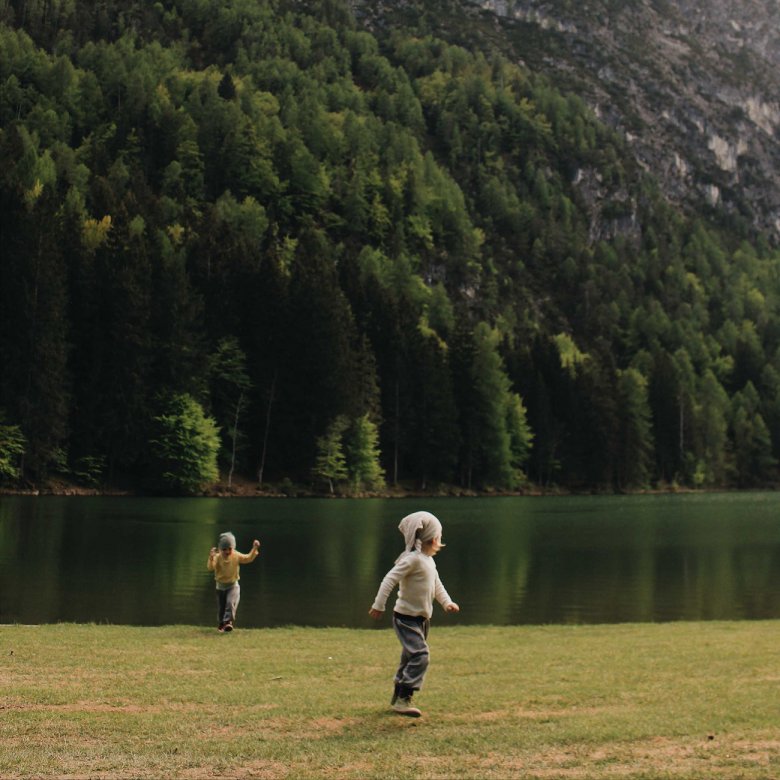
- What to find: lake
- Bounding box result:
[1,493,779,628]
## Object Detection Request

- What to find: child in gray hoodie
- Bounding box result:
[369,511,460,717]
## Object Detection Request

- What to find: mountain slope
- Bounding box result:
[354,0,780,243]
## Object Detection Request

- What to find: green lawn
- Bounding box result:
[1,622,778,779]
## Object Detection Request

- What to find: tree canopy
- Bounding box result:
[0,0,778,493]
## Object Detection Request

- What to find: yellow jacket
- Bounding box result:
[207,547,259,585]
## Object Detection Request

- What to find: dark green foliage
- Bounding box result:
[209,336,252,484]
[312,413,384,493]
[0,413,26,482]
[1,0,778,492]
[0,130,70,478]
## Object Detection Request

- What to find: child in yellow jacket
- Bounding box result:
[207,532,260,632]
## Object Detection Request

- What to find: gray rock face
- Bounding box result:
[477,0,780,241]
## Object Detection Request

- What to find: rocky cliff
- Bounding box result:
[355,0,780,243]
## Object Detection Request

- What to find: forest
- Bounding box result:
[0,0,779,494]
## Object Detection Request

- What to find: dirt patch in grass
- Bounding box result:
[444,704,625,724]
[4,774,181,780]
[252,715,361,741]
[308,716,357,734]
[3,700,203,714]
[473,736,780,779]
[175,760,294,779]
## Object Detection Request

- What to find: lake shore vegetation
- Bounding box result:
[1,621,778,779]
[1,0,780,497]
[0,469,720,498]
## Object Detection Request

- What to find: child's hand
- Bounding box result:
[445,603,460,613]
[252,539,260,549]
[368,608,383,620]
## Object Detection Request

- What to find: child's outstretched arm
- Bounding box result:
[207,547,218,571]
[236,539,261,563]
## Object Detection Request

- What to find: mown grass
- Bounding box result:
[1,622,778,779]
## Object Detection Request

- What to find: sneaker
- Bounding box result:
[223,621,233,632]
[391,696,421,717]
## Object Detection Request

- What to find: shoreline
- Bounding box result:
[0,475,768,499]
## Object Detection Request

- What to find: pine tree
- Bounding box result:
[210,337,252,487]
[505,391,533,479]
[693,370,731,486]
[615,368,654,489]
[347,413,385,492]
[313,415,349,494]
[0,127,70,478]
[454,322,521,489]
[406,326,460,488]
[730,383,778,487]
[278,233,360,474]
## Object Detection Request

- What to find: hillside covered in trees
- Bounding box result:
[1,0,779,494]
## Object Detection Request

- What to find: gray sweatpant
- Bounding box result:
[217,583,240,625]
[392,612,431,691]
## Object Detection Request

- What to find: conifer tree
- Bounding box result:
[615,368,654,489]
[454,322,522,489]
[406,326,460,489]
[0,131,69,477]
[313,415,349,494]
[693,370,731,486]
[210,337,252,487]
[730,383,777,487]
[347,413,385,492]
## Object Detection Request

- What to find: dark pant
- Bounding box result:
[392,612,431,693]
[217,583,240,625]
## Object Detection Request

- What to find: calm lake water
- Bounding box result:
[1,493,779,628]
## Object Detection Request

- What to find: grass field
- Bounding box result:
[1,621,778,779]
